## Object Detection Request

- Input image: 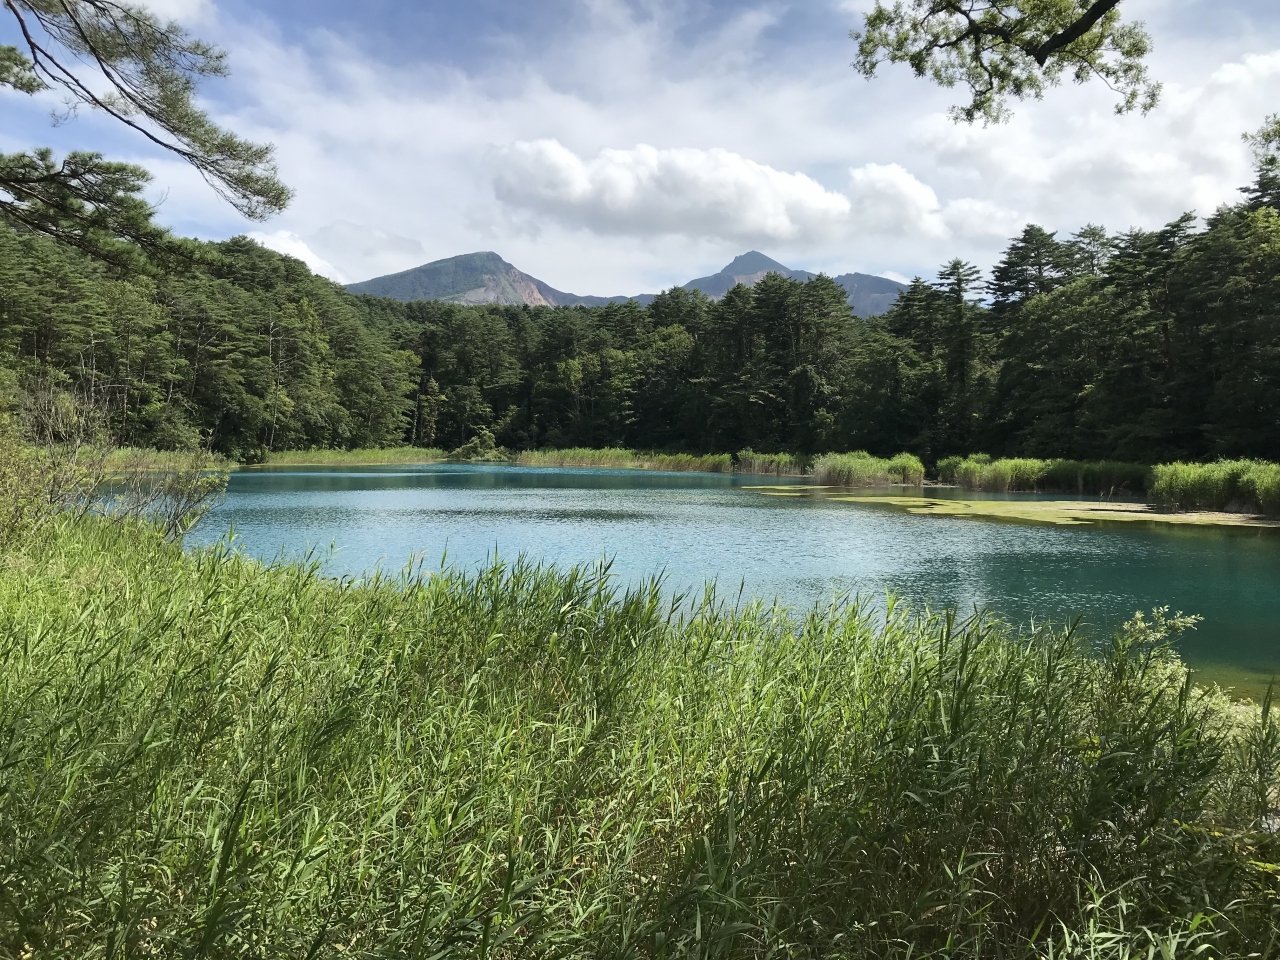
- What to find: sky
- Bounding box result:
[3,0,1280,294]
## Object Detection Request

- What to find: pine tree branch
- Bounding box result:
[1030,0,1123,65]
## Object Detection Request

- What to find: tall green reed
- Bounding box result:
[811,451,926,486]
[939,456,1150,495]
[4,518,1274,957]
[1150,460,1280,516]
[734,450,807,476]
[516,448,733,473]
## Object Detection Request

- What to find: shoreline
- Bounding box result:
[238,453,1269,529]
[242,454,1279,529]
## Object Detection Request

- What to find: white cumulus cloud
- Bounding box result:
[493,140,853,244]
[846,163,948,239]
[304,222,425,284]
[248,231,346,283]
[70,0,1280,292]
[134,0,215,24]
[494,143,1018,250]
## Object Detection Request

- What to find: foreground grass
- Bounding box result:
[3,519,1279,957]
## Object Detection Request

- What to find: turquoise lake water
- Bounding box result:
[190,463,1280,695]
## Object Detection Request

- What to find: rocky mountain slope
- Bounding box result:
[680,252,906,316]
[346,251,907,317]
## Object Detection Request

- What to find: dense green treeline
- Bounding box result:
[0,231,416,460]
[3,164,1279,465]
[356,162,1280,464]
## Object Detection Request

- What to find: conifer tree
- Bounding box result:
[1,1,290,260]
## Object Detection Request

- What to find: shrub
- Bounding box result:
[0,413,230,547]
[936,455,965,483]
[102,448,232,540]
[447,428,506,462]
[887,452,927,484]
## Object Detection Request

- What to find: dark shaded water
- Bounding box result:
[189,464,1280,696]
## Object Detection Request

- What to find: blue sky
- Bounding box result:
[4,0,1280,293]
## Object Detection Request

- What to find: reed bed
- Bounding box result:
[734,449,808,476]
[516,447,733,473]
[1,518,1277,957]
[262,447,447,466]
[104,447,234,472]
[939,455,1150,495]
[1150,460,1280,516]
[811,450,926,486]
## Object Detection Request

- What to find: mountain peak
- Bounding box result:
[346,251,908,317]
[346,251,560,306]
[723,251,790,275]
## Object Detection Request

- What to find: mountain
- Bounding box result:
[346,252,587,307]
[828,272,912,318]
[677,252,906,316]
[681,251,809,299]
[346,251,907,317]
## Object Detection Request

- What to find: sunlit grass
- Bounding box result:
[260,447,447,466]
[811,450,926,486]
[937,455,1150,495]
[5,517,1276,956]
[1151,460,1280,516]
[516,448,733,473]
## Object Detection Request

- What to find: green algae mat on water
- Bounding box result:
[749,487,1280,530]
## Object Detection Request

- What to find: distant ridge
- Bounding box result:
[347,251,907,317]
[343,252,626,308]
[678,252,906,316]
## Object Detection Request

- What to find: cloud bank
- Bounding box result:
[13,0,1275,293]
[494,141,853,242]
[493,143,1024,250]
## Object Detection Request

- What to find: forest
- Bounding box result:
[3,161,1278,467]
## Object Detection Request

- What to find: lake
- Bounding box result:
[190,463,1280,696]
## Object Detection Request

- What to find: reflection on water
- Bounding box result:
[189,464,1280,696]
